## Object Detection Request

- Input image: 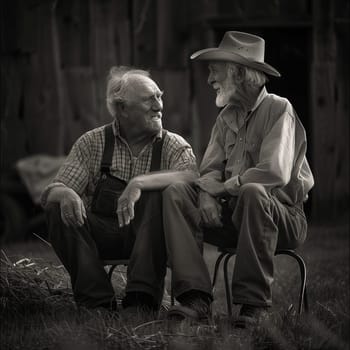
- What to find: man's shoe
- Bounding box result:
[167,292,211,322]
[121,292,159,321]
[234,304,269,328]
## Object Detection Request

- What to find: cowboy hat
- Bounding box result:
[191,31,281,77]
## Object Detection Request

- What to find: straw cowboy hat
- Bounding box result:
[191,31,281,77]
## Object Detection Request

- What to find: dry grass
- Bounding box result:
[0,222,349,350]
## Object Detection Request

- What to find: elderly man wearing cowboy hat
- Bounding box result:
[166,31,314,327]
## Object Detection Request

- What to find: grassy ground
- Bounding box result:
[0,222,349,350]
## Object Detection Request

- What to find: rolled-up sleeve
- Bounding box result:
[169,146,198,172]
[40,134,91,207]
[163,133,198,173]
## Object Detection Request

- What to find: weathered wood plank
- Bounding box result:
[0,56,29,168]
[23,0,64,156]
[311,0,337,218]
[156,0,189,68]
[56,0,90,67]
[333,22,350,215]
[115,0,132,65]
[63,67,101,152]
[152,69,190,136]
[89,0,119,124]
[0,0,37,54]
[132,0,157,68]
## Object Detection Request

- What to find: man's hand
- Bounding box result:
[117,181,142,227]
[196,177,226,197]
[199,191,223,228]
[60,188,87,228]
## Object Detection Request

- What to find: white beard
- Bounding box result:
[215,90,231,107]
[215,77,236,107]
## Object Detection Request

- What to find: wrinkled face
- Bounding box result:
[207,62,236,107]
[122,76,163,135]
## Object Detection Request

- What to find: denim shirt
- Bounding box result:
[199,87,314,205]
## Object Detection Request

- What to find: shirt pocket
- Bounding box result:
[245,137,261,153]
[245,137,261,163]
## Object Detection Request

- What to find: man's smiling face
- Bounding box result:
[122,75,163,136]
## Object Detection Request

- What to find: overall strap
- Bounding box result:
[101,126,166,174]
[150,130,167,171]
[101,124,115,174]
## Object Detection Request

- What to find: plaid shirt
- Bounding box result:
[42,121,197,209]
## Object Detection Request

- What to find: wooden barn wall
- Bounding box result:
[311,0,350,218]
[0,0,202,160]
[1,1,65,160]
[1,0,349,220]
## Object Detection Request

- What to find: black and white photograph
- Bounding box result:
[1,1,349,349]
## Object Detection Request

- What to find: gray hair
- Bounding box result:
[227,62,268,88]
[106,66,150,117]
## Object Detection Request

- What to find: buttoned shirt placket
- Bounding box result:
[224,110,252,181]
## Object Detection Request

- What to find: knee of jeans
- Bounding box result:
[45,202,61,221]
[162,181,192,202]
[140,190,162,201]
[238,183,268,202]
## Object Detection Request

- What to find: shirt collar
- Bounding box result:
[250,86,267,113]
[219,86,268,133]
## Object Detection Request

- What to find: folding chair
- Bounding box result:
[212,247,309,316]
[103,259,129,281]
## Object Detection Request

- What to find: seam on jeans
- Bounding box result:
[125,286,159,299]
[174,286,213,300]
[261,195,275,304]
[262,196,277,244]
[56,225,103,259]
[232,297,272,307]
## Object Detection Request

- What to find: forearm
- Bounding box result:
[196,177,228,197]
[131,170,198,191]
[43,183,76,206]
[43,182,86,227]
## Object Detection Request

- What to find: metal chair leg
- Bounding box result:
[212,252,226,288]
[276,249,308,314]
[214,249,308,316]
[223,253,234,317]
[108,264,118,281]
[304,285,309,312]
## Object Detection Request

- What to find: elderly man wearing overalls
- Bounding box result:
[42,67,213,317]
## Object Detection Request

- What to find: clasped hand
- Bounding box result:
[116,181,141,227]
